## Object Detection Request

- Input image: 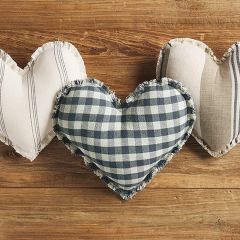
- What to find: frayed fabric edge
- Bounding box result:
[83,156,169,200]
[192,131,240,158]
[0,41,87,161]
[0,40,86,75]
[52,77,196,200]
[156,37,240,158]
[0,130,55,161]
[157,38,239,65]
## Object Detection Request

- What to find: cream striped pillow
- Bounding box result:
[157,38,240,157]
[0,41,86,161]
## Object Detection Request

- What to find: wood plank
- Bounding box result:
[0,30,239,99]
[0,137,240,189]
[0,30,239,63]
[0,0,239,238]
[0,0,239,30]
[0,188,239,240]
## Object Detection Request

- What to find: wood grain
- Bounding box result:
[1,188,240,240]
[0,0,240,239]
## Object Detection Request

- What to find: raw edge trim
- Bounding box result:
[0,40,87,161]
[192,131,239,158]
[0,41,87,76]
[156,37,240,157]
[0,130,55,161]
[159,38,239,65]
[52,77,196,200]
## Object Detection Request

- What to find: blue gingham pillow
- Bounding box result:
[52,78,195,200]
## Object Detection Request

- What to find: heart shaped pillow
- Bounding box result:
[0,41,86,160]
[52,78,195,199]
[157,38,240,157]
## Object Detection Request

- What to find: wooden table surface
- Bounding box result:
[0,1,240,239]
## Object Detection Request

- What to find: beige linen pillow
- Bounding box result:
[0,41,86,161]
[157,38,240,157]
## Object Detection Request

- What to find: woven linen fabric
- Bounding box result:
[53,78,195,200]
[157,38,240,157]
[0,41,86,160]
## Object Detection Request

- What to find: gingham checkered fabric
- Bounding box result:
[53,78,195,199]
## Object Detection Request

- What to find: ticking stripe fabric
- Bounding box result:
[0,41,86,160]
[156,38,240,157]
[53,78,195,199]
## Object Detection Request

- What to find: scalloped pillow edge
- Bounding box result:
[156,38,240,157]
[52,77,196,199]
[0,41,87,161]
